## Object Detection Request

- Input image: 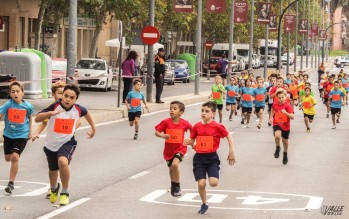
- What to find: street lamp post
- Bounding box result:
[322,22,343,63]
[277,0,301,71]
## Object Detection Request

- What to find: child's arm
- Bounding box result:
[84,112,96,139]
[269,107,274,124]
[184,138,195,149]
[125,99,130,110]
[0,113,3,120]
[32,120,48,141]
[35,109,63,123]
[28,115,33,140]
[155,130,170,140]
[281,109,294,120]
[142,99,149,111]
[226,134,236,165]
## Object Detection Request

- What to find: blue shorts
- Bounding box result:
[193,152,220,181]
[44,137,77,171]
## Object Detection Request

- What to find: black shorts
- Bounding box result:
[273,125,290,139]
[166,152,184,167]
[255,106,265,113]
[242,107,252,114]
[128,111,142,121]
[3,135,28,156]
[323,98,329,104]
[216,104,223,111]
[331,107,341,115]
[303,113,314,120]
[268,103,273,112]
[44,137,77,171]
[226,102,237,106]
[193,152,220,181]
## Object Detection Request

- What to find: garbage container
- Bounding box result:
[176,53,196,81]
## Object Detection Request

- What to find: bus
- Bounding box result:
[259,39,278,67]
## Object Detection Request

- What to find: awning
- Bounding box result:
[105,37,128,49]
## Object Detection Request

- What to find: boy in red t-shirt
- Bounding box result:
[269,91,294,165]
[155,101,192,197]
[184,101,236,214]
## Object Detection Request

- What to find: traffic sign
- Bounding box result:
[205,40,214,49]
[141,26,160,45]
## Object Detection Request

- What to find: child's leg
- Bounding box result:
[58,157,70,191]
[274,130,282,146]
[134,117,140,132]
[170,158,181,183]
[129,121,134,127]
[9,153,20,182]
[258,109,264,125]
[332,112,336,125]
[304,116,310,128]
[226,104,230,112]
[246,112,251,123]
[218,110,222,123]
[282,138,289,152]
[49,170,59,188]
[208,177,219,187]
[197,179,207,204]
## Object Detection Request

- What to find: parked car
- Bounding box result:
[164,62,175,85]
[281,55,294,66]
[52,58,67,83]
[260,55,275,67]
[335,56,349,68]
[252,54,261,69]
[165,59,190,83]
[75,58,113,92]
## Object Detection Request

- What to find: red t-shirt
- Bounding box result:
[272,102,294,131]
[323,82,334,98]
[270,86,289,103]
[190,121,229,154]
[155,118,192,160]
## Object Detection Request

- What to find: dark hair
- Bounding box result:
[276,90,286,96]
[222,54,226,58]
[334,80,339,84]
[9,81,24,92]
[277,77,284,81]
[304,87,311,92]
[305,82,311,86]
[202,101,217,112]
[126,50,138,60]
[63,83,80,99]
[133,79,142,85]
[270,74,278,78]
[303,74,309,78]
[170,101,185,112]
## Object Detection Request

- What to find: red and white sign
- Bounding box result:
[284,15,295,33]
[234,1,248,23]
[205,40,214,49]
[174,0,193,12]
[319,29,327,40]
[206,0,225,13]
[311,24,319,37]
[141,26,160,45]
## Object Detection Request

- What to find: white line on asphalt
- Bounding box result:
[128,171,150,180]
[36,198,91,219]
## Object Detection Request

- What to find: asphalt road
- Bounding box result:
[0,67,348,218]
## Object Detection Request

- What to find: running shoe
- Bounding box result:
[274,146,280,158]
[246,123,250,128]
[229,116,232,121]
[268,121,272,126]
[59,193,70,206]
[241,119,244,124]
[326,113,329,118]
[170,187,175,197]
[234,110,237,115]
[257,124,261,129]
[336,119,340,123]
[4,183,14,194]
[46,188,51,199]
[282,152,288,165]
[306,127,310,133]
[134,133,138,140]
[198,204,209,214]
[173,187,181,197]
[332,125,336,129]
[50,182,61,203]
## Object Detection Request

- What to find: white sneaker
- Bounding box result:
[246,123,250,128]
[332,125,336,129]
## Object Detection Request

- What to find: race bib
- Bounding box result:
[8,108,26,124]
[344,83,348,88]
[274,112,288,123]
[131,98,141,107]
[332,94,341,101]
[212,92,221,100]
[242,94,252,102]
[165,129,183,144]
[228,90,236,97]
[54,118,75,134]
[195,136,214,152]
[303,101,311,109]
[256,94,265,102]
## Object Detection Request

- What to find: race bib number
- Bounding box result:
[54,118,74,134]
[212,92,221,100]
[274,112,288,123]
[242,94,252,101]
[228,90,236,97]
[255,94,265,102]
[332,94,341,101]
[8,108,26,124]
[195,136,214,152]
[131,98,141,107]
[165,129,183,144]
[303,101,311,109]
[344,83,348,88]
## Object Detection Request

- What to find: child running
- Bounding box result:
[269,91,294,165]
[300,87,317,132]
[155,101,192,197]
[328,81,346,129]
[125,79,148,140]
[253,77,267,129]
[35,84,96,205]
[210,75,226,123]
[0,81,34,194]
[184,101,235,215]
[225,77,239,121]
[240,79,255,127]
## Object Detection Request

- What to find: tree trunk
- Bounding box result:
[89,16,104,58]
[34,1,46,50]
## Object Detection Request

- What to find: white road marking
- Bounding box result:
[36,198,91,219]
[140,190,167,202]
[236,195,289,205]
[0,180,49,197]
[178,193,227,203]
[128,171,150,180]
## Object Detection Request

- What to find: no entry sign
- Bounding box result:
[205,40,214,49]
[141,26,160,45]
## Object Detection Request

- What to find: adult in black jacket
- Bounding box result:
[154,48,166,103]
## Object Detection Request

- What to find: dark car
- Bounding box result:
[165,59,190,83]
